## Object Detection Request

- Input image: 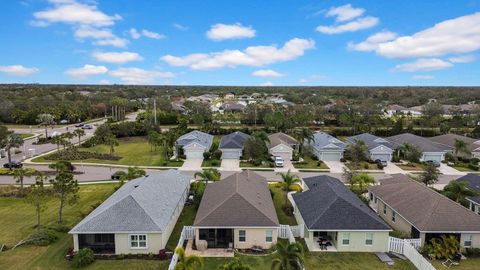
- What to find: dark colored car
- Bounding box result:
[111,171,125,180]
[3,162,23,169]
[374,159,388,167]
[74,123,84,128]
[425,160,441,167]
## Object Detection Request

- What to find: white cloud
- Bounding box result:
[206,23,255,41]
[141,29,164,39]
[109,68,174,85]
[129,28,141,39]
[161,38,315,70]
[92,51,143,64]
[173,23,188,31]
[252,69,284,77]
[347,30,397,51]
[65,64,108,79]
[412,75,434,80]
[316,16,379,34]
[325,4,365,22]
[259,81,273,86]
[299,74,328,84]
[0,65,39,76]
[448,55,476,63]
[75,26,128,48]
[395,58,453,72]
[33,0,121,27]
[372,12,480,58]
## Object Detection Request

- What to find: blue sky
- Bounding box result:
[0,0,479,86]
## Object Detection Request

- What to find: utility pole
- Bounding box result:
[153,98,157,125]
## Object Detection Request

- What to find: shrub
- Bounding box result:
[0,168,36,175]
[471,158,480,165]
[212,149,222,160]
[289,184,302,192]
[72,248,95,268]
[47,223,71,233]
[466,248,480,257]
[468,163,479,171]
[0,185,32,197]
[29,228,59,246]
[445,152,456,163]
[117,254,125,260]
[316,161,323,167]
[363,163,370,169]
[44,149,121,161]
[377,163,384,170]
[203,151,211,160]
[210,160,219,166]
[391,155,400,163]
[389,230,410,239]
[252,159,263,166]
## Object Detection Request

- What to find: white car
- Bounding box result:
[274,156,284,167]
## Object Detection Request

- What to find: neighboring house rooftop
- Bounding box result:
[346,133,397,151]
[369,174,480,232]
[194,170,279,227]
[70,170,190,234]
[293,176,390,231]
[387,104,407,111]
[223,102,246,112]
[176,130,213,149]
[220,131,251,149]
[268,132,298,149]
[456,174,480,205]
[429,133,480,153]
[310,132,345,151]
[386,133,450,152]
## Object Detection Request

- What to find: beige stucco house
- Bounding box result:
[193,170,279,250]
[69,170,190,255]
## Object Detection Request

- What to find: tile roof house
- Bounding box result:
[268,132,298,160]
[385,105,423,117]
[346,133,397,162]
[69,170,191,254]
[175,130,214,159]
[292,175,390,252]
[193,170,279,250]
[429,133,480,158]
[219,131,251,159]
[368,174,480,248]
[455,174,480,215]
[307,132,346,161]
[387,133,451,162]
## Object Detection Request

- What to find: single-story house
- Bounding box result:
[223,102,246,113]
[346,133,397,162]
[307,132,345,161]
[429,133,480,158]
[368,174,480,249]
[175,130,214,159]
[387,133,450,162]
[268,132,298,160]
[193,170,279,250]
[69,170,190,254]
[219,131,251,159]
[455,174,480,215]
[292,175,391,252]
[385,105,423,117]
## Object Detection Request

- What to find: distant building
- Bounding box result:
[224,93,235,100]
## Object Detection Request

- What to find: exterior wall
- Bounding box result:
[374,199,412,235]
[234,228,278,249]
[269,144,293,160]
[161,186,189,248]
[461,233,480,249]
[420,152,445,162]
[336,231,389,252]
[468,200,480,214]
[114,233,163,254]
[73,234,79,251]
[221,149,242,159]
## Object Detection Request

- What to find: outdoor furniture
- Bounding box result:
[227,242,233,252]
[442,259,459,268]
[250,245,263,253]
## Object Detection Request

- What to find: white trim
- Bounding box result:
[239,230,246,242]
[129,234,148,250]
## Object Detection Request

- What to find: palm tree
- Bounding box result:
[220,258,251,270]
[49,160,74,174]
[294,128,313,156]
[5,133,24,169]
[277,170,301,205]
[398,143,421,163]
[351,173,375,193]
[61,132,74,150]
[454,139,469,156]
[194,168,221,185]
[174,247,203,270]
[345,139,368,168]
[443,181,477,203]
[13,168,34,191]
[271,241,304,270]
[72,129,86,146]
[36,113,55,139]
[105,134,119,155]
[51,135,63,151]
[252,130,270,144]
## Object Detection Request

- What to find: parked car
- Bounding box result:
[374,159,388,167]
[111,171,124,180]
[274,156,284,167]
[59,119,69,124]
[425,160,441,167]
[3,162,23,169]
[74,123,84,128]
[82,124,93,129]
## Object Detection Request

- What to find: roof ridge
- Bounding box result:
[237,189,278,225]
[195,184,237,225]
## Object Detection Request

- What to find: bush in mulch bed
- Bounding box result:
[0,185,32,198]
[45,149,121,161]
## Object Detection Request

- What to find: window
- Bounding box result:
[392,211,396,223]
[129,234,147,249]
[365,233,373,246]
[369,193,373,201]
[383,204,387,215]
[464,234,473,247]
[266,230,273,243]
[239,230,246,242]
[342,233,350,246]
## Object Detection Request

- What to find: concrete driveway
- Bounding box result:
[179,158,203,171]
[220,159,241,171]
[438,163,466,176]
[274,160,298,173]
[323,161,346,173]
[383,162,406,174]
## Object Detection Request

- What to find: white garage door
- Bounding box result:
[221,149,241,159]
[423,154,443,162]
[272,151,292,160]
[186,150,204,159]
[371,153,391,162]
[320,152,342,161]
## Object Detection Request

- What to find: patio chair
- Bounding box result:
[442,259,459,268]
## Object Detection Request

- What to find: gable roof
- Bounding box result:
[429,133,480,153]
[346,133,397,152]
[220,131,251,149]
[293,176,390,231]
[176,130,213,149]
[194,170,279,227]
[268,132,298,149]
[456,174,480,204]
[369,174,480,232]
[386,133,450,152]
[310,132,345,151]
[70,170,190,234]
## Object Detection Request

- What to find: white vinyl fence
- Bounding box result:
[168,226,195,270]
[388,237,436,270]
[278,225,296,244]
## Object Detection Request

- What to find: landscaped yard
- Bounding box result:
[269,183,297,225]
[431,258,480,270]
[240,160,274,169]
[396,162,425,171]
[165,204,197,251]
[294,155,330,170]
[16,133,34,139]
[201,159,220,167]
[33,137,184,167]
[346,161,381,170]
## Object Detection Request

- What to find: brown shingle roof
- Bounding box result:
[268,132,298,149]
[429,133,480,153]
[194,170,279,227]
[369,174,480,232]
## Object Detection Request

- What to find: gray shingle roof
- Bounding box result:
[456,174,480,204]
[429,133,480,153]
[220,132,251,149]
[70,170,190,233]
[293,176,390,231]
[194,170,279,227]
[310,132,345,151]
[369,174,480,232]
[268,132,298,149]
[346,133,397,152]
[176,130,214,149]
[386,133,450,152]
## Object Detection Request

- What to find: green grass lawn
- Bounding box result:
[269,183,297,226]
[294,155,329,169]
[432,258,480,269]
[16,133,34,139]
[396,162,425,171]
[346,161,381,170]
[201,159,220,167]
[165,204,197,251]
[34,137,184,167]
[240,160,274,168]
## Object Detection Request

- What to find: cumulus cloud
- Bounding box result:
[448,55,476,63]
[128,28,141,39]
[65,64,108,79]
[325,4,365,22]
[206,23,255,41]
[412,75,434,80]
[129,28,165,40]
[92,51,143,64]
[316,16,379,34]
[0,65,39,76]
[109,68,174,84]
[347,30,397,51]
[75,26,128,48]
[395,58,453,72]
[173,23,189,31]
[252,69,284,77]
[161,38,315,70]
